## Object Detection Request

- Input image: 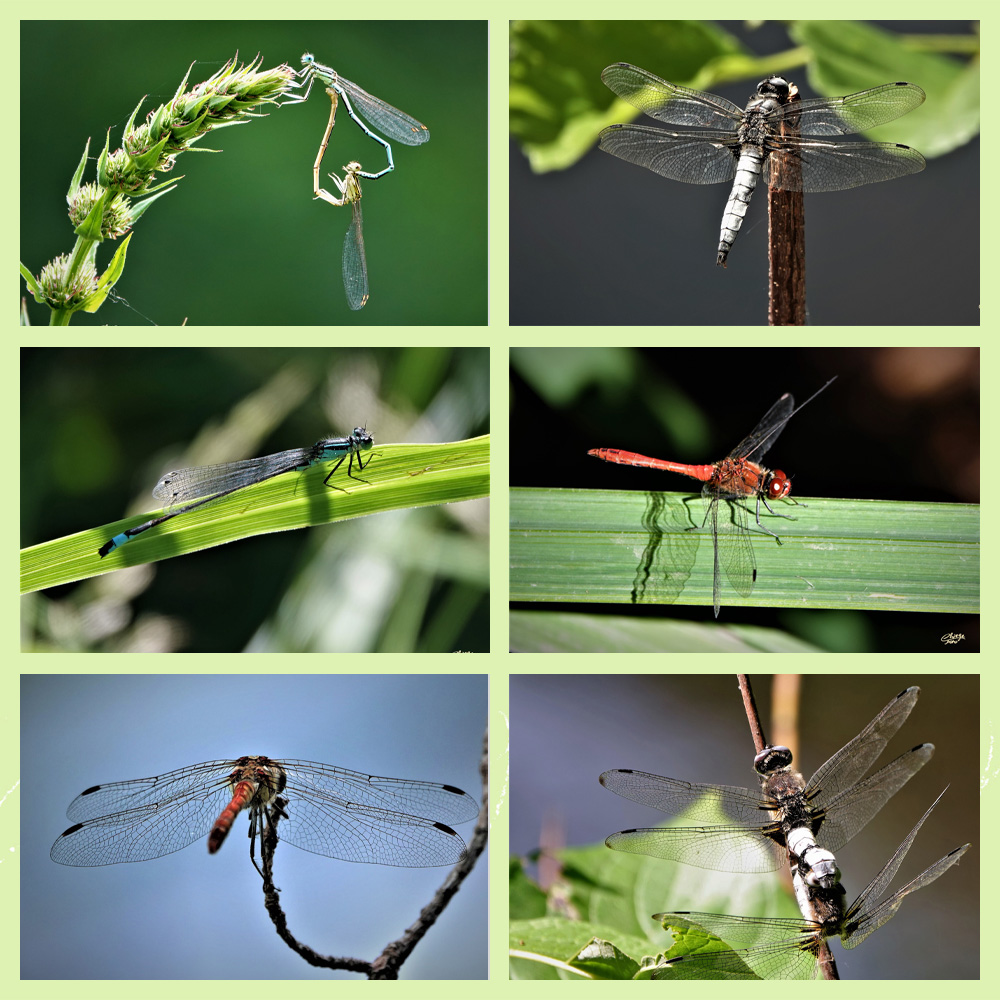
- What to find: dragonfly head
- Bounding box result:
[301,52,315,67]
[754,745,793,776]
[757,76,794,100]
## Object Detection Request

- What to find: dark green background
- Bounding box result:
[20,20,487,326]
[21,346,490,652]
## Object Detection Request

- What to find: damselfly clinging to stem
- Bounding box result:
[282,52,429,179]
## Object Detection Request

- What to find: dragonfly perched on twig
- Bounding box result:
[651,788,969,979]
[601,687,932,888]
[598,64,926,265]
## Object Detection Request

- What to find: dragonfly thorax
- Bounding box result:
[227,755,287,803]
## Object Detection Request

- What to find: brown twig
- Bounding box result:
[768,82,806,326]
[259,727,488,978]
[371,726,489,978]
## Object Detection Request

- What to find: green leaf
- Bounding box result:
[509,819,799,981]
[789,20,980,156]
[19,261,42,299]
[79,232,134,312]
[510,487,979,617]
[20,435,488,593]
[510,20,749,173]
[510,857,548,920]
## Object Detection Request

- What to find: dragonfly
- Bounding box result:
[283,52,429,180]
[588,377,835,617]
[651,788,969,979]
[50,756,479,868]
[598,64,926,265]
[600,687,932,889]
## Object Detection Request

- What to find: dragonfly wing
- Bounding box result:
[841,786,950,940]
[841,843,969,950]
[807,687,920,805]
[726,393,795,465]
[763,140,925,193]
[600,768,765,823]
[275,760,477,866]
[339,76,430,145]
[281,760,479,823]
[606,824,782,874]
[51,760,238,865]
[780,83,925,136]
[813,743,934,851]
[601,64,744,128]
[714,495,757,606]
[343,199,369,311]
[599,125,739,185]
[652,912,822,980]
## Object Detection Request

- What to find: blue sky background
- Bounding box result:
[22,673,486,980]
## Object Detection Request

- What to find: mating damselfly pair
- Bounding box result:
[282,53,429,310]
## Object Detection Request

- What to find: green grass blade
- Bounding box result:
[510,486,979,615]
[21,436,489,593]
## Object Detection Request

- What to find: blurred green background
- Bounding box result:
[21,347,489,652]
[20,21,486,326]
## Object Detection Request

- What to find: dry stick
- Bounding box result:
[735,674,838,980]
[259,796,371,973]
[259,727,489,978]
[371,726,490,979]
[767,83,806,326]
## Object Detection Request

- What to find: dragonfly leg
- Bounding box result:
[277,65,317,106]
[334,86,395,179]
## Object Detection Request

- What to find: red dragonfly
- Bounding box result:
[50,756,479,868]
[589,378,835,616]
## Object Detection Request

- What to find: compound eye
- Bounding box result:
[754,745,793,775]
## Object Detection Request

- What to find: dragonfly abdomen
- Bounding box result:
[718,146,765,266]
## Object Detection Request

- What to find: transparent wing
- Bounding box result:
[727,393,796,465]
[841,843,969,949]
[599,124,739,185]
[274,760,478,867]
[712,495,758,613]
[50,760,239,865]
[774,83,925,136]
[338,76,430,145]
[807,687,920,804]
[601,63,744,128]
[280,760,479,824]
[763,140,925,193]
[50,757,478,868]
[600,768,765,822]
[652,912,821,980]
[343,198,369,311]
[840,787,965,948]
[152,449,310,503]
[600,769,783,873]
[810,744,934,852]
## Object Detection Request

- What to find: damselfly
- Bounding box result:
[309,89,369,309]
[282,52,429,179]
[98,428,373,557]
